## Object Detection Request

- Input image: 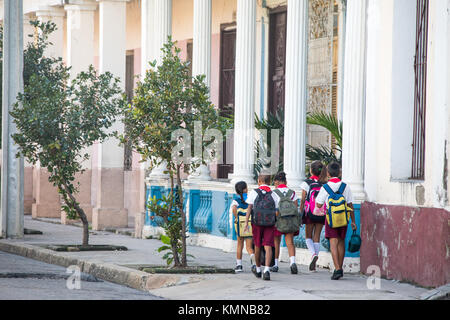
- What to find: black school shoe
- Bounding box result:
[331,269,343,280]
[309,255,319,271]
[263,271,270,281]
[235,265,243,273]
[252,267,262,278]
[270,265,279,272]
[290,263,298,274]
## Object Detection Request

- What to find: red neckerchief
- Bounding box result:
[310,176,319,181]
[277,184,288,189]
[259,185,272,192]
[329,178,341,183]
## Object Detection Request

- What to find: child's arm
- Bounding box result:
[299,190,307,212]
[348,203,357,230]
[232,205,238,220]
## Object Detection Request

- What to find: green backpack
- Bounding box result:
[273,189,301,234]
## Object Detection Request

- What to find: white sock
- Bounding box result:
[314,243,321,256]
[306,238,315,256]
[290,256,296,265]
[264,266,270,273]
[256,266,261,273]
[274,259,279,266]
[236,259,242,266]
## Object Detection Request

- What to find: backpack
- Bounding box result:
[304,179,326,223]
[251,189,277,227]
[234,195,252,238]
[323,183,352,228]
[273,189,301,234]
[348,230,362,253]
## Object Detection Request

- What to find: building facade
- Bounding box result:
[1,0,449,288]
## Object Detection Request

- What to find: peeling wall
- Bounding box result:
[361,202,450,288]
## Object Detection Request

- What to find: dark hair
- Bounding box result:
[327,162,341,178]
[311,161,328,184]
[235,181,248,204]
[273,172,287,184]
[258,174,272,185]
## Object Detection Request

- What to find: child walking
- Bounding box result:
[231,181,255,273]
[244,174,279,281]
[272,172,300,275]
[315,162,357,280]
[299,161,328,271]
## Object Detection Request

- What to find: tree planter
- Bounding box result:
[41,244,128,252]
[137,265,235,274]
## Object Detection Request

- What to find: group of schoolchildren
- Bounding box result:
[231,161,357,281]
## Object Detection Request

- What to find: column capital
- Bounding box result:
[35,6,66,18]
[64,0,98,12]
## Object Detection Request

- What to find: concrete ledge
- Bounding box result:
[0,241,180,292]
[420,284,450,300]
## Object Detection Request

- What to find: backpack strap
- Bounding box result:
[337,183,347,195]
[323,184,335,197]
[273,189,284,199]
[286,189,294,200]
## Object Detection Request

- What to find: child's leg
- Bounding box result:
[305,224,316,256]
[245,238,254,255]
[264,245,273,269]
[236,237,244,262]
[313,224,324,255]
[285,233,296,262]
[274,236,281,261]
[337,238,346,270]
[329,238,340,271]
[254,246,262,268]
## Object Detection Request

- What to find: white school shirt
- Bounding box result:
[315,179,354,206]
[246,185,280,209]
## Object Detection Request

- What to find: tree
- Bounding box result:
[123,37,229,268]
[10,22,124,246]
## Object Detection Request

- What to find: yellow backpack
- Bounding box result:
[323,183,352,228]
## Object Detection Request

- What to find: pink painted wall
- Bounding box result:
[361,202,450,288]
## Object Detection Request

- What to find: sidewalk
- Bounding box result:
[0,216,430,300]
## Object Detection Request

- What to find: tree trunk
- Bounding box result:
[62,184,89,246]
[168,173,181,267]
[176,165,187,267]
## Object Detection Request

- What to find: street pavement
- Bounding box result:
[0,216,430,300]
[0,251,163,300]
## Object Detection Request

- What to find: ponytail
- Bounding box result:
[235,181,248,205]
[311,161,328,184]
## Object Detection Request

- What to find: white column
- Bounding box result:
[188,0,212,182]
[341,0,367,202]
[36,6,65,59]
[283,0,309,188]
[141,0,154,76]
[92,0,128,230]
[1,0,24,238]
[337,0,347,123]
[229,0,256,185]
[148,0,172,180]
[153,0,172,64]
[65,2,96,77]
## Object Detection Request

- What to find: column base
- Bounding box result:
[229,173,255,186]
[32,203,61,219]
[188,164,212,182]
[92,207,128,231]
[347,182,366,203]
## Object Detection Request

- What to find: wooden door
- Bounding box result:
[218,25,236,179]
[268,8,287,117]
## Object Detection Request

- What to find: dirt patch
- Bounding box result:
[40,244,128,252]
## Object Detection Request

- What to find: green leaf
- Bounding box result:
[157,245,171,253]
[160,234,171,245]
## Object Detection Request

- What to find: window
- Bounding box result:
[411,0,429,180]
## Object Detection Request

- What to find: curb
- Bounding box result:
[420,284,450,300]
[0,241,180,292]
